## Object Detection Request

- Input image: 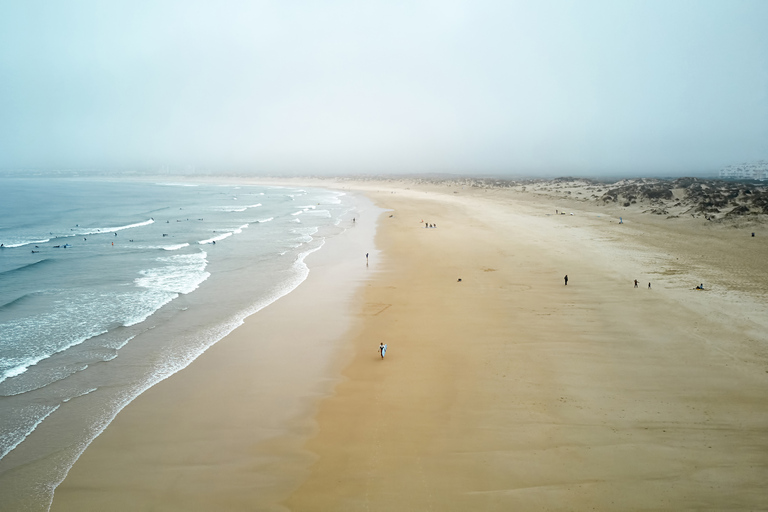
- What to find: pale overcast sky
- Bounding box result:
[1,1,766,176]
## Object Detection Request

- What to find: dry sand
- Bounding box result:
[53,179,768,511]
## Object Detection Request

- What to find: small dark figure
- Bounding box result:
[457,278,462,282]
[634,279,638,288]
[379,342,386,359]
[564,275,568,286]
[648,282,651,289]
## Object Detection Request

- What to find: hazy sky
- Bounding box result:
[1,1,766,176]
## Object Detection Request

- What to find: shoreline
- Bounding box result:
[52,178,768,510]
[50,188,381,511]
[0,181,360,511]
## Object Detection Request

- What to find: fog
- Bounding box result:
[1,1,766,177]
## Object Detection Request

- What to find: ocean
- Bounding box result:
[0,177,357,510]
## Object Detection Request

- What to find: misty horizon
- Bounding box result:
[1,1,766,178]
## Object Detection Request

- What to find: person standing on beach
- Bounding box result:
[634,279,638,288]
[648,282,651,289]
[564,275,568,285]
[379,342,386,359]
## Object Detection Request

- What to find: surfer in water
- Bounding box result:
[379,342,386,359]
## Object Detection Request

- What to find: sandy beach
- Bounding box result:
[52,179,768,511]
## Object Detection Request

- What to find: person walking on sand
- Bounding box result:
[648,282,651,289]
[379,342,386,359]
[634,279,638,288]
[564,275,568,286]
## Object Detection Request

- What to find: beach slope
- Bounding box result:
[286,181,768,511]
[53,180,768,511]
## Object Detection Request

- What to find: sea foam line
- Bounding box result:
[78,219,155,236]
[0,404,61,461]
[198,232,233,244]
[4,218,154,248]
[1,238,51,248]
[0,330,108,385]
[162,243,190,251]
[62,388,98,403]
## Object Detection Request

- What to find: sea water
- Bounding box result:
[0,177,356,510]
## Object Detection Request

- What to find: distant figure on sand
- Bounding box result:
[379,342,387,359]
[564,275,568,285]
[366,253,369,264]
[695,283,704,290]
[648,282,651,289]
[634,279,638,288]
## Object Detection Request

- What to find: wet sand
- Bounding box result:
[53,179,768,511]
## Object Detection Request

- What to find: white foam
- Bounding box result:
[78,219,154,236]
[0,330,108,385]
[121,292,177,327]
[114,335,136,351]
[62,388,98,403]
[232,223,249,235]
[135,251,210,296]
[0,404,61,461]
[3,238,51,248]
[162,243,190,251]
[198,232,233,244]
[257,217,274,223]
[1,362,31,381]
